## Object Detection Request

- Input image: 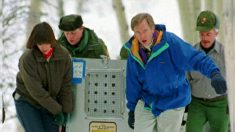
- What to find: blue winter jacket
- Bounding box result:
[124,24,219,116]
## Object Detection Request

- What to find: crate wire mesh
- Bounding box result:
[85,69,125,118]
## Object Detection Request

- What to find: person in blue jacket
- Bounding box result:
[124,13,227,132]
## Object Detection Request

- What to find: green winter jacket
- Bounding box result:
[58,27,109,58]
[15,44,73,115]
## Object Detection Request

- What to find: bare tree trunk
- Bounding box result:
[0,0,2,41]
[178,0,200,44]
[0,0,2,17]
[214,0,224,43]
[223,0,235,131]
[112,0,130,59]
[205,0,213,10]
[58,0,64,17]
[112,0,130,44]
[26,0,42,37]
[77,0,84,13]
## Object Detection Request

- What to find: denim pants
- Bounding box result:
[14,93,59,132]
[134,100,185,132]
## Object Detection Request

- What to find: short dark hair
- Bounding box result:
[26,22,57,49]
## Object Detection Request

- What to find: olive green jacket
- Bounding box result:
[120,46,128,59]
[58,27,109,58]
[15,44,73,115]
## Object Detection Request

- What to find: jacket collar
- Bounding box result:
[33,44,68,62]
[60,28,89,52]
[124,24,169,68]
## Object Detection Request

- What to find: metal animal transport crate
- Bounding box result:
[66,58,132,132]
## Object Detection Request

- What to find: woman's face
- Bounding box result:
[37,43,52,54]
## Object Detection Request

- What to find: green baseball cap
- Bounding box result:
[196,10,219,31]
[58,14,83,31]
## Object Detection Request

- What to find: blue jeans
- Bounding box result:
[14,93,59,132]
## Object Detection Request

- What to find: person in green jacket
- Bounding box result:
[58,14,109,58]
[58,14,110,132]
[13,22,73,132]
[120,44,129,59]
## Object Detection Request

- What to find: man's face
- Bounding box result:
[133,19,155,47]
[199,29,218,48]
[64,27,84,46]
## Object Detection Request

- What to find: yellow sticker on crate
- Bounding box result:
[89,121,116,132]
[92,130,114,132]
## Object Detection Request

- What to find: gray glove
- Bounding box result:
[211,71,227,94]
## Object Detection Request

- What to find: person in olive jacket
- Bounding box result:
[13,22,73,132]
[58,14,109,58]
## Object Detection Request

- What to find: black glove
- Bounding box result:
[128,111,135,129]
[211,71,227,94]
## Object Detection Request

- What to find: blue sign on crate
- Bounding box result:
[72,58,86,84]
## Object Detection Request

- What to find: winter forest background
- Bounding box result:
[1,0,235,131]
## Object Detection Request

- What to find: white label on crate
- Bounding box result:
[73,61,84,78]
[89,121,116,132]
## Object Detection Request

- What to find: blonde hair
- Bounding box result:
[131,13,155,31]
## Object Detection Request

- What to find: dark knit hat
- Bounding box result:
[196,10,219,31]
[59,14,83,31]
